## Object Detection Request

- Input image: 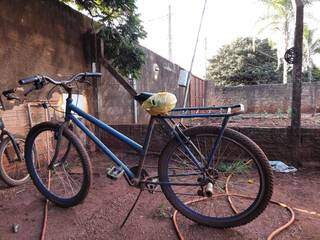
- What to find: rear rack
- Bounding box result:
[158,104,245,119]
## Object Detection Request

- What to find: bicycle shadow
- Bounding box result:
[174,218,248,240]
[0,178,10,190]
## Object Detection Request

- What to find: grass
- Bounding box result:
[218,160,250,174]
[153,203,172,219]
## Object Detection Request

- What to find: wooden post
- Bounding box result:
[290,0,304,165]
[100,58,137,98]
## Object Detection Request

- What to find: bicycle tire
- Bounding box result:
[0,135,31,186]
[158,126,273,228]
[25,121,92,207]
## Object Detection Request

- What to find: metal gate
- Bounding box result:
[189,76,206,107]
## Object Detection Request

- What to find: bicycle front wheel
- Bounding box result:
[0,135,32,186]
[25,121,92,207]
[158,126,273,228]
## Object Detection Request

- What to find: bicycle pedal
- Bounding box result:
[146,178,159,194]
[106,166,124,180]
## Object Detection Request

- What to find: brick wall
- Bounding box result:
[99,124,168,154]
[100,124,320,168]
[206,81,320,114]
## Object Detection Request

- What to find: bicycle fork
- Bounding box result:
[4,131,24,162]
[47,121,72,170]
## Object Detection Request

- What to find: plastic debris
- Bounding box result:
[248,179,254,184]
[269,160,297,173]
[12,223,19,233]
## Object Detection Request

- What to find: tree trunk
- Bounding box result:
[291,1,304,129]
[290,0,304,166]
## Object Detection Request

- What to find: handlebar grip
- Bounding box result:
[19,75,41,85]
[84,72,102,77]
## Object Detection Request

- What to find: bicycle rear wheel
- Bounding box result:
[25,121,92,207]
[158,126,273,228]
[0,135,32,186]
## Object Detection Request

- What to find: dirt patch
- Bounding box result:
[191,113,320,128]
[0,151,319,240]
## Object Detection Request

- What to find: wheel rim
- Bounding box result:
[30,128,86,200]
[0,138,30,184]
[163,132,264,220]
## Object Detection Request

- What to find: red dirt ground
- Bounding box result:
[0,151,319,240]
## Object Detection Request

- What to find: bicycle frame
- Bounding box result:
[65,97,202,181]
[63,95,244,184]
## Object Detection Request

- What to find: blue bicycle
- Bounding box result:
[19,72,273,228]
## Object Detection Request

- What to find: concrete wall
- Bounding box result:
[0,0,207,141]
[101,124,320,168]
[97,66,134,124]
[97,47,201,125]
[0,0,95,135]
[0,0,206,128]
[0,0,91,90]
[135,47,185,123]
[206,81,320,114]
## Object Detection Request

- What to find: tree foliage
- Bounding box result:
[303,26,320,81]
[207,38,281,86]
[258,0,317,84]
[61,0,146,79]
[257,0,294,84]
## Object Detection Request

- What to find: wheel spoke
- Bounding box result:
[24,123,91,206]
[160,127,270,225]
[0,138,30,184]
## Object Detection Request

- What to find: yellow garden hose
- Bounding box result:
[40,108,51,240]
[40,172,50,240]
[225,174,295,240]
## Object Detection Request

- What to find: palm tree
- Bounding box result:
[257,0,295,84]
[303,26,320,81]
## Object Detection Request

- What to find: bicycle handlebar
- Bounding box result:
[83,72,102,78]
[19,72,102,86]
[18,72,102,96]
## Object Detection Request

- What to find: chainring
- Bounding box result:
[129,166,149,179]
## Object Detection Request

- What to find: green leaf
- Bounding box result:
[60,0,146,79]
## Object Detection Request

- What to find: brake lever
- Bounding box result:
[24,78,48,96]
[2,88,16,96]
[2,88,21,102]
[6,94,21,102]
[24,85,36,96]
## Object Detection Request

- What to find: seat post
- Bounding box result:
[135,116,155,180]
